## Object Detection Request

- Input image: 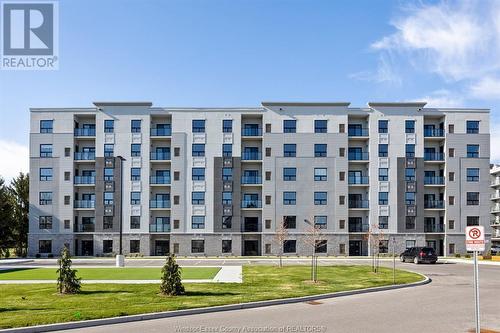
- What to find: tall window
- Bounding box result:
[131,144,141,156]
[222,167,232,181]
[40,168,53,181]
[130,216,140,229]
[192,168,205,180]
[130,192,141,205]
[314,192,327,205]
[466,192,479,205]
[379,216,389,229]
[283,144,296,157]
[283,216,296,229]
[40,144,52,157]
[379,168,388,181]
[405,192,416,205]
[131,119,141,132]
[104,192,114,205]
[466,168,479,182]
[314,120,327,133]
[39,216,53,229]
[315,144,327,157]
[378,192,389,205]
[314,216,327,229]
[192,144,205,156]
[467,144,479,158]
[378,144,388,157]
[192,240,205,253]
[283,240,296,253]
[130,240,140,252]
[222,216,232,229]
[466,121,479,134]
[405,168,415,181]
[104,144,114,157]
[283,168,296,181]
[405,120,415,133]
[39,240,52,254]
[466,216,479,226]
[104,120,114,133]
[406,217,416,230]
[104,168,114,181]
[192,192,205,205]
[222,192,232,205]
[192,120,205,133]
[378,120,388,133]
[405,144,415,158]
[222,240,232,253]
[131,168,141,181]
[40,120,53,133]
[314,168,327,181]
[283,120,296,133]
[192,216,205,229]
[222,144,232,157]
[283,192,296,205]
[222,119,232,133]
[39,192,52,205]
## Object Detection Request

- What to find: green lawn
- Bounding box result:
[0,265,423,329]
[0,267,220,280]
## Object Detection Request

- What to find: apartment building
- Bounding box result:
[28,101,491,257]
[490,165,500,247]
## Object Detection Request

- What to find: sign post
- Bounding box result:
[465,226,485,333]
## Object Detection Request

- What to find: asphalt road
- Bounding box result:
[51,259,500,333]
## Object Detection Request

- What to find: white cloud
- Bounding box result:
[469,77,500,100]
[411,89,464,108]
[349,55,401,85]
[490,122,500,163]
[0,140,29,183]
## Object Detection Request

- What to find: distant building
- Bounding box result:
[490,164,500,248]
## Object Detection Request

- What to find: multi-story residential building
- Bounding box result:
[490,164,500,247]
[28,101,491,257]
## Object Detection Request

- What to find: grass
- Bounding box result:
[0,267,220,280]
[0,265,423,329]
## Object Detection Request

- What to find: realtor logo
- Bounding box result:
[1,1,59,70]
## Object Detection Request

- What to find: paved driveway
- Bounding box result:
[53,260,500,333]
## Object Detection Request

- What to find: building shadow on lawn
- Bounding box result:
[0,268,39,274]
[184,291,238,297]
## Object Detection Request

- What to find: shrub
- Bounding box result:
[465,254,471,259]
[160,254,185,296]
[48,253,54,258]
[454,253,461,258]
[35,253,41,258]
[57,246,81,294]
[4,249,10,258]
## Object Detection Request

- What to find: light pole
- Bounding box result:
[116,156,125,267]
[304,219,317,282]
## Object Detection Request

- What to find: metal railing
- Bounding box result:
[241,200,262,208]
[348,176,369,184]
[424,128,444,137]
[242,128,262,136]
[150,152,171,160]
[348,128,369,136]
[74,128,96,136]
[150,127,172,136]
[74,200,95,208]
[74,152,95,160]
[348,152,369,161]
[241,176,262,184]
[149,224,171,232]
[74,176,95,184]
[424,176,445,185]
[242,152,262,160]
[150,200,171,208]
[424,200,444,209]
[424,152,445,161]
[348,200,369,208]
[150,176,171,184]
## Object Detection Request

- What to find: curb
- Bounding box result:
[0,274,431,333]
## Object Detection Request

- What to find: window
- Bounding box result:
[315,120,327,133]
[339,147,345,157]
[466,121,479,134]
[339,244,346,255]
[65,147,71,157]
[314,216,327,229]
[405,168,415,181]
[283,168,296,181]
[40,144,52,157]
[174,171,180,181]
[130,240,140,253]
[467,192,479,205]
[379,192,389,205]
[265,195,271,205]
[314,168,327,181]
[339,219,345,229]
[265,243,272,254]
[192,144,205,156]
[104,120,114,133]
[104,192,114,205]
[103,240,113,253]
[192,192,205,205]
[449,196,455,205]
[40,120,53,133]
[405,240,416,249]
[222,167,232,181]
[191,240,205,253]
[339,123,345,133]
[406,216,416,229]
[103,216,113,229]
[449,243,456,255]
[131,168,141,181]
[449,148,455,157]
[405,144,415,158]
[467,144,479,158]
[283,216,296,229]
[339,171,345,181]
[265,171,271,181]
[131,144,141,156]
[222,216,232,229]
[39,216,52,229]
[222,192,232,205]
[222,240,232,253]
[315,240,327,253]
[173,220,180,229]
[64,219,70,229]
[40,168,53,181]
[405,192,416,205]
[192,216,205,229]
[283,144,296,157]
[104,144,114,157]
[283,192,296,205]
[379,216,389,229]
[378,144,388,157]
[467,216,479,226]
[379,240,389,254]
[192,119,205,133]
[130,192,141,205]
[467,168,479,182]
[174,147,180,156]
[283,120,296,133]
[64,195,70,205]
[222,119,232,133]
[315,144,327,157]
[265,219,271,229]
[173,243,180,254]
[448,124,455,133]
[266,147,272,157]
[39,240,52,254]
[339,195,345,205]
[222,144,232,157]
[39,192,52,205]
[64,171,70,181]
[192,168,205,180]
[283,240,297,253]
[379,168,388,181]
[130,216,140,229]
[378,120,388,133]
[449,172,455,181]
[405,120,415,133]
[265,123,272,133]
[131,120,141,133]
[104,168,114,181]
[314,192,327,205]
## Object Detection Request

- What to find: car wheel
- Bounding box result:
[413,257,419,264]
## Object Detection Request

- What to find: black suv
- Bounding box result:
[400,247,438,264]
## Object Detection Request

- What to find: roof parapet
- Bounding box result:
[93,102,153,107]
[262,102,351,107]
[368,102,427,108]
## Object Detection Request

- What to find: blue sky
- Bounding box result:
[1,0,499,180]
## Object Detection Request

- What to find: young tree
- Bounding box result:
[160,254,185,296]
[57,246,81,294]
[0,177,14,257]
[8,173,29,257]
[303,218,324,283]
[364,224,385,273]
[273,219,289,268]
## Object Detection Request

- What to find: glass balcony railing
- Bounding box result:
[150,152,171,160]
[348,223,369,232]
[424,128,445,137]
[74,223,95,232]
[241,176,262,184]
[424,176,445,185]
[150,127,172,136]
[241,200,262,208]
[74,152,95,160]
[242,128,262,136]
[150,200,171,208]
[348,152,369,161]
[150,176,171,184]
[74,200,95,208]
[348,200,369,208]
[348,128,369,136]
[242,152,262,160]
[424,200,444,209]
[149,223,171,232]
[424,224,444,232]
[74,176,95,185]
[348,176,369,184]
[74,128,96,136]
[424,152,445,161]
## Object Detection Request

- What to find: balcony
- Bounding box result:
[150,176,171,185]
[74,128,96,137]
[149,223,171,232]
[491,192,500,200]
[491,204,500,214]
[348,176,369,185]
[491,178,500,187]
[74,152,95,160]
[348,128,369,137]
[424,152,445,161]
[74,200,95,209]
[424,177,445,185]
[241,128,262,136]
[74,176,95,185]
[150,127,172,137]
[74,224,95,232]
[241,200,262,209]
[348,223,369,232]
[150,152,171,161]
[348,200,369,209]
[241,152,262,161]
[424,128,445,137]
[491,217,500,226]
[241,176,262,184]
[348,152,369,161]
[150,200,171,209]
[424,200,444,209]
[424,224,445,233]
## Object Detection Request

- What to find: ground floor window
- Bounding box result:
[379,240,389,253]
[173,243,179,254]
[191,240,204,253]
[265,243,271,254]
[283,240,296,253]
[449,243,455,254]
[103,240,113,253]
[339,243,346,255]
[315,240,327,253]
[222,240,232,253]
[39,240,52,254]
[405,240,416,249]
[130,240,140,253]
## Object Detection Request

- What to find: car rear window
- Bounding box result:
[422,247,435,254]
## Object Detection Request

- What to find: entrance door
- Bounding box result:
[244,217,259,232]
[243,240,259,256]
[349,241,362,256]
[426,240,437,251]
[155,240,170,256]
[81,240,94,256]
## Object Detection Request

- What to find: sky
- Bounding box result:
[1,0,500,181]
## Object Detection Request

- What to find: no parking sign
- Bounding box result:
[465,226,485,252]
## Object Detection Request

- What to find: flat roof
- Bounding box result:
[93,102,153,107]
[368,102,427,108]
[262,102,351,107]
